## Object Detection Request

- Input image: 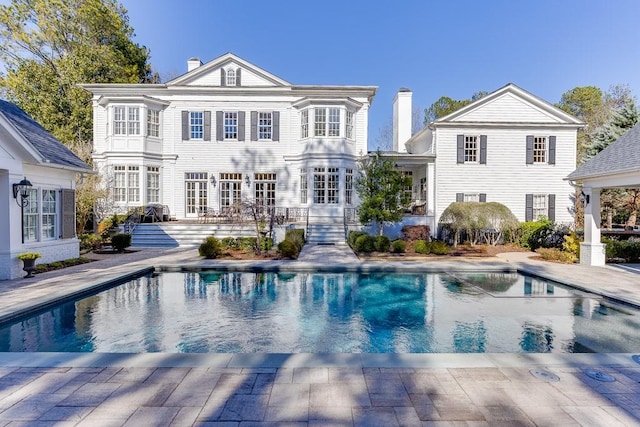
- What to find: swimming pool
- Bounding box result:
[1,271,639,353]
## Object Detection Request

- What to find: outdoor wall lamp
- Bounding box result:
[13,177,32,207]
[245,175,251,187]
[210,175,217,187]
[579,190,590,207]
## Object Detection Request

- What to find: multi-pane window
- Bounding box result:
[22,189,38,242]
[127,166,140,203]
[185,172,208,215]
[313,167,326,203]
[300,169,308,204]
[533,137,547,163]
[464,136,478,163]
[301,110,309,139]
[420,177,427,200]
[190,112,203,139]
[345,168,353,205]
[224,112,238,139]
[533,194,547,220]
[226,69,236,86]
[146,166,160,203]
[346,111,354,140]
[328,108,340,137]
[258,112,272,140]
[327,168,339,204]
[41,190,57,240]
[464,193,480,202]
[314,108,326,137]
[113,165,140,204]
[254,173,276,207]
[402,171,413,204]
[220,173,242,208]
[147,109,160,137]
[113,106,140,136]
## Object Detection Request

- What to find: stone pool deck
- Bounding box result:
[0,247,639,425]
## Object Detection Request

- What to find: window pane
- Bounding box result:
[147,110,160,137]
[534,137,547,163]
[258,112,272,140]
[314,108,326,136]
[301,110,309,139]
[328,108,340,137]
[114,107,126,135]
[300,169,307,204]
[346,111,354,140]
[128,107,140,135]
[224,112,238,139]
[464,136,477,163]
[190,112,203,139]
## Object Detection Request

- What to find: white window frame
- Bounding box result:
[314,108,326,137]
[533,194,547,220]
[346,111,354,140]
[464,193,480,202]
[533,136,547,164]
[224,112,238,140]
[41,189,57,240]
[146,166,160,204]
[147,109,160,137]
[22,189,39,243]
[301,110,309,139]
[328,108,340,137]
[254,173,276,207]
[22,188,59,243]
[345,168,353,205]
[327,167,339,204]
[300,168,308,204]
[190,111,204,140]
[313,167,326,203]
[258,112,272,140]
[464,135,478,163]
[220,173,242,209]
[113,106,141,136]
[113,165,140,204]
[226,68,236,86]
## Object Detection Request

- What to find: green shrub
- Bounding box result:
[528,223,570,251]
[354,234,376,253]
[199,236,223,259]
[375,235,390,252]
[49,261,63,269]
[391,240,406,253]
[220,237,239,250]
[111,233,131,253]
[237,237,258,251]
[518,218,552,248]
[536,247,577,263]
[414,240,430,254]
[439,201,518,246]
[285,229,305,250]
[604,238,640,262]
[79,233,102,251]
[562,230,581,258]
[429,240,450,255]
[260,237,274,251]
[277,240,299,259]
[348,230,368,248]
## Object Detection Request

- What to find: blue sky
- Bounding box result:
[121,0,640,147]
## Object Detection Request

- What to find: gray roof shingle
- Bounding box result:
[0,100,90,171]
[567,122,640,181]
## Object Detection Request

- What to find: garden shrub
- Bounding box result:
[429,240,451,255]
[237,237,258,251]
[348,230,368,248]
[375,235,390,252]
[111,233,131,253]
[260,237,274,251]
[562,230,581,259]
[354,234,376,253]
[221,237,239,250]
[285,229,305,251]
[401,225,430,241]
[277,240,299,259]
[528,223,570,251]
[518,218,552,248]
[604,238,640,262]
[79,233,102,251]
[535,248,577,263]
[439,201,518,246]
[391,240,406,253]
[414,240,430,254]
[199,236,223,259]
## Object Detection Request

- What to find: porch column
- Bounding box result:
[426,162,436,236]
[580,186,606,266]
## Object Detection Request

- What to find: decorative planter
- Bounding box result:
[22,258,36,278]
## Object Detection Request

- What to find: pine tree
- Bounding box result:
[586,99,639,160]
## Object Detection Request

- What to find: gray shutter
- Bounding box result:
[220,68,226,86]
[238,111,245,141]
[479,193,486,203]
[456,193,464,202]
[525,194,533,221]
[204,111,211,141]
[526,135,534,164]
[236,68,241,86]
[216,111,223,140]
[61,189,76,239]
[548,136,556,165]
[250,111,258,141]
[456,135,464,163]
[272,111,280,141]
[480,135,487,164]
[548,194,556,222]
[181,111,189,140]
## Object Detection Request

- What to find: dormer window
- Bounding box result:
[221,67,241,86]
[226,69,236,86]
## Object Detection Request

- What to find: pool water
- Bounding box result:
[1,271,639,353]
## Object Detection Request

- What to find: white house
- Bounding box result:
[82,53,376,236]
[389,83,584,235]
[0,100,92,280]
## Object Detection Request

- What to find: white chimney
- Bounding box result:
[393,88,412,153]
[187,57,202,72]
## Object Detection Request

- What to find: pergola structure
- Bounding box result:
[566,123,640,266]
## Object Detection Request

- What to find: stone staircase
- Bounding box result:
[129,223,257,248]
[306,216,346,245]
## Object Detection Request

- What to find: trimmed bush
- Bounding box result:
[354,234,376,253]
[277,239,299,259]
[518,218,552,248]
[199,236,223,259]
[348,230,368,248]
[391,240,406,253]
[285,228,305,251]
[79,233,102,251]
[414,240,430,254]
[528,223,570,251]
[536,248,577,263]
[260,237,274,251]
[439,201,518,246]
[375,235,391,252]
[604,238,640,262]
[221,237,239,250]
[237,237,258,251]
[429,240,450,255]
[111,233,131,253]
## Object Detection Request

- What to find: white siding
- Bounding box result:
[454,93,562,123]
[187,66,276,87]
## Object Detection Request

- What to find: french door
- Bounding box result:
[185,172,208,218]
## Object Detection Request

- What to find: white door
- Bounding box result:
[185,172,208,218]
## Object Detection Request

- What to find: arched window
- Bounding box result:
[226,69,236,86]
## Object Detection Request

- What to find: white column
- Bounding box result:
[580,187,606,266]
[426,162,436,236]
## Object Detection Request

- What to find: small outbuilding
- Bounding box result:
[0,100,92,280]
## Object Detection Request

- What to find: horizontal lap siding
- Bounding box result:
[434,127,576,224]
[453,93,562,123]
[188,68,274,86]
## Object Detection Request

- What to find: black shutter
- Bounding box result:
[272,111,280,141]
[548,194,556,222]
[480,135,487,164]
[61,189,76,239]
[479,193,486,203]
[525,194,533,221]
[204,111,211,141]
[216,111,223,140]
[238,111,245,141]
[250,111,258,141]
[457,135,464,163]
[456,193,464,202]
[526,135,534,164]
[220,68,226,86]
[236,68,241,86]
[548,136,556,165]
[181,111,189,140]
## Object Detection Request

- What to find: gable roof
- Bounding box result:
[0,100,91,171]
[567,122,640,181]
[166,52,291,87]
[432,83,584,126]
